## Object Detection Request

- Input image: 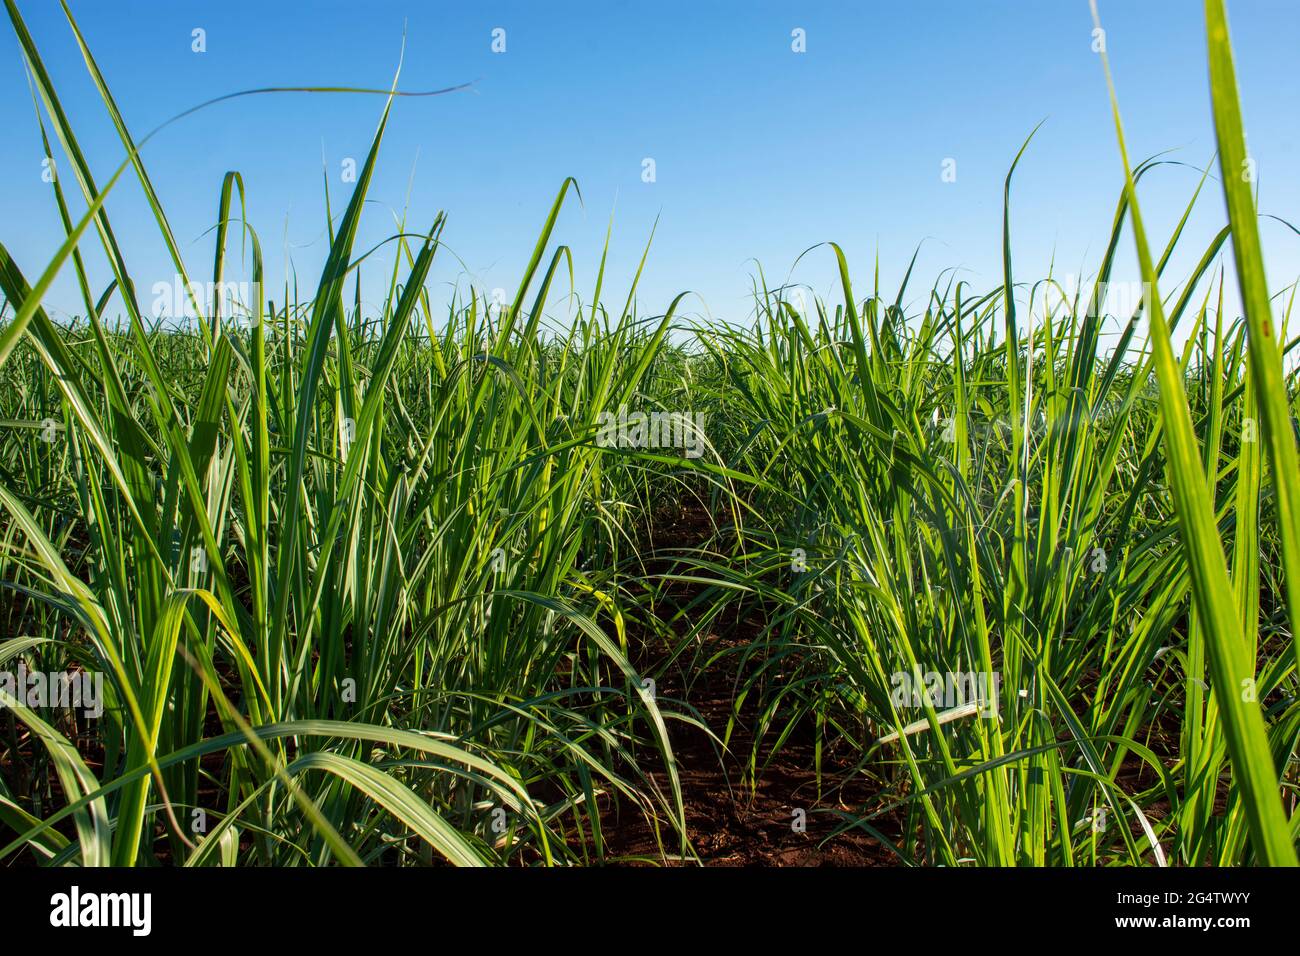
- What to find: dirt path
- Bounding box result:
[602,501,896,866]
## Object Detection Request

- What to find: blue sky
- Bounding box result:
[3,0,1299,336]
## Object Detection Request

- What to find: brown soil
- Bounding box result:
[598,500,897,866]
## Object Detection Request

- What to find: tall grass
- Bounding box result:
[0,0,1296,866]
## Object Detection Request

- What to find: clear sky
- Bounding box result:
[3,0,1299,337]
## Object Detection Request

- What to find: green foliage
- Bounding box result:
[0,0,1295,867]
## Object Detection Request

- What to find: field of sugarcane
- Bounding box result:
[1,0,1298,868]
